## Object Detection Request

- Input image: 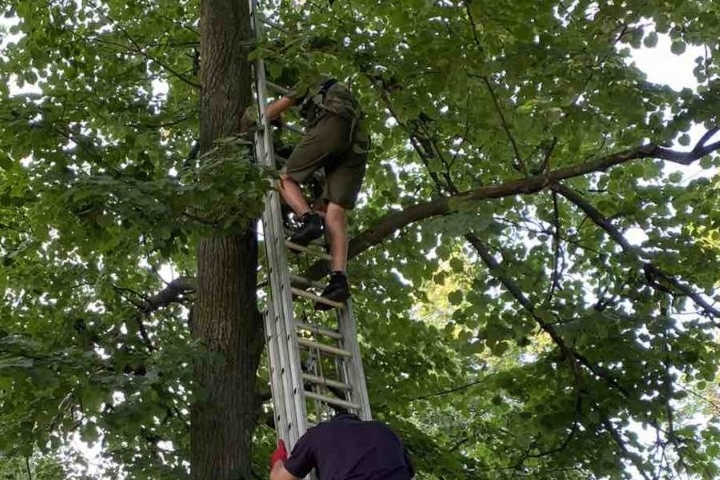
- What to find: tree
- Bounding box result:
[190,0,262,479]
[2,1,720,479]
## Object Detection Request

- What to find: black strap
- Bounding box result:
[299,78,338,120]
[318,78,338,98]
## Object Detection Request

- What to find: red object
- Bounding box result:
[270,439,288,468]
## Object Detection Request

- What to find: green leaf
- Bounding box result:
[448,257,464,272]
[0,150,12,170]
[643,32,658,48]
[671,40,687,55]
[490,341,509,357]
[448,290,464,306]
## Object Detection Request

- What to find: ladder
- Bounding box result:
[248,0,372,452]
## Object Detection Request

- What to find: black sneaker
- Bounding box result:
[315,272,350,310]
[289,212,324,247]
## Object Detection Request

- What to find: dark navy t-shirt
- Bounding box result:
[284,414,414,480]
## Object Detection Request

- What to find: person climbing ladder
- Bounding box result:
[265,76,370,309]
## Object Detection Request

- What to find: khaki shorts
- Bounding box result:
[283,113,370,210]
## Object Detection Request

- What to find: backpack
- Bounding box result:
[299,77,363,125]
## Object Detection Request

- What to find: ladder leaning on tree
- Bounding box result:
[248,0,372,453]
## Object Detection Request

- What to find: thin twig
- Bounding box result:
[544,190,563,304]
[89,3,201,89]
[553,183,720,320]
[407,379,484,403]
[463,1,526,174]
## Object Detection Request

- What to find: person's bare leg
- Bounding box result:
[280,174,324,247]
[278,174,311,216]
[324,202,348,272]
[314,202,350,309]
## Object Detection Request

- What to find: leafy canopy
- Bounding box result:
[2,0,720,479]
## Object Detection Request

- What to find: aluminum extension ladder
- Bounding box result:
[248,0,372,452]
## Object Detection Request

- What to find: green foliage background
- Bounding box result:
[2,0,720,479]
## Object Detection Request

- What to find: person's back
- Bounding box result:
[270,413,414,480]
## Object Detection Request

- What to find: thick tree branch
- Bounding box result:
[139,276,197,313]
[114,276,196,351]
[374,81,629,401]
[303,133,720,282]
[552,183,635,252]
[311,135,720,280]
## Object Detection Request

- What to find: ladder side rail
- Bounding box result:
[256,80,310,444]
[256,140,302,439]
[336,301,372,420]
[263,196,308,445]
[251,46,304,440]
[250,0,308,446]
[263,300,290,439]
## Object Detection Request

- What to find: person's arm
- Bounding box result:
[266,77,314,121]
[270,462,300,480]
[269,436,314,480]
[265,96,296,121]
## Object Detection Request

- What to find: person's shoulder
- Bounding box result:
[305,419,337,436]
[325,78,351,94]
[373,420,397,431]
[368,420,404,439]
[299,420,336,443]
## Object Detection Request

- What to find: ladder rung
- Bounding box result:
[291,287,343,310]
[281,123,304,135]
[296,321,343,339]
[298,338,351,357]
[289,273,325,290]
[302,373,353,391]
[286,241,333,260]
[304,391,360,411]
[267,80,290,94]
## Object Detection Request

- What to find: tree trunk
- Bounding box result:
[192,1,263,479]
[192,234,264,480]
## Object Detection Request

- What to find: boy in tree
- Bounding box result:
[266,77,369,308]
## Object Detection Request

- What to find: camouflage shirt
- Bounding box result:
[288,76,362,126]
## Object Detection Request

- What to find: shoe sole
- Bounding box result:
[314,292,351,311]
[288,230,324,247]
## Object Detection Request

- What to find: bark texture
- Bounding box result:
[192,1,263,479]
